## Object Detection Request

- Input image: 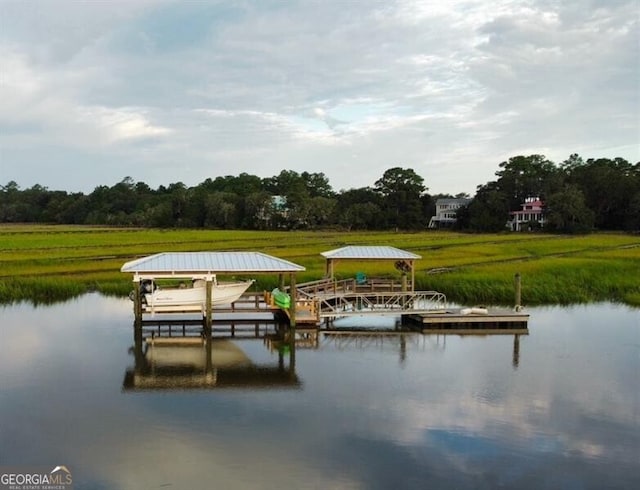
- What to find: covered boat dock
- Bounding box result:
[121,251,306,327]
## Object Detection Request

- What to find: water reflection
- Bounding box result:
[123,321,300,391]
[1,296,638,490]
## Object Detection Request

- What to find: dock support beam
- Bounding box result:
[410,260,415,291]
[133,277,142,326]
[514,273,522,311]
[205,276,213,331]
[289,273,297,328]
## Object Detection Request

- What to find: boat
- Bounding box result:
[136,277,254,309]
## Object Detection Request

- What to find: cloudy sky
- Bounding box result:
[0,0,638,195]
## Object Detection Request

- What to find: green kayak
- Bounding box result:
[271,288,291,308]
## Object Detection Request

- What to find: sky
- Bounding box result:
[0,0,638,196]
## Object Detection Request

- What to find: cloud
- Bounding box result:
[0,0,637,193]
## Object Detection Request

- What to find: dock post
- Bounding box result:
[289,273,297,328]
[410,260,415,291]
[133,277,142,326]
[205,276,213,331]
[514,272,522,311]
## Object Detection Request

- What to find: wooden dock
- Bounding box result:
[402,308,529,334]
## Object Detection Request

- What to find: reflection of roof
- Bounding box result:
[123,366,301,390]
[121,251,305,275]
[321,246,421,260]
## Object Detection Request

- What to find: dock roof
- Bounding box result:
[321,246,421,260]
[121,251,305,276]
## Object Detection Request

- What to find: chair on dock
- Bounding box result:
[355,272,367,285]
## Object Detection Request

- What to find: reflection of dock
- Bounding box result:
[123,321,300,392]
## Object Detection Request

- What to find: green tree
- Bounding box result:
[545,185,594,233]
[625,191,640,231]
[374,167,426,230]
[336,187,384,230]
[563,157,638,230]
[340,202,382,230]
[203,192,238,228]
[301,171,334,198]
[496,155,561,210]
[466,183,509,232]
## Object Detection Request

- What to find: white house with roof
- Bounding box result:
[507,198,546,231]
[428,198,471,228]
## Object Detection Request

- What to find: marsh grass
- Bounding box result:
[0,277,86,305]
[1,225,638,306]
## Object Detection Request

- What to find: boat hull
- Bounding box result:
[144,281,253,309]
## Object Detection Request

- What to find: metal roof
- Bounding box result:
[121,252,305,275]
[321,246,421,260]
[435,197,471,205]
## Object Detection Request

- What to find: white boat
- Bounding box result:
[140,277,254,309]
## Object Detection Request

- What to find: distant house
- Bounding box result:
[255,195,289,227]
[507,198,545,231]
[428,198,471,229]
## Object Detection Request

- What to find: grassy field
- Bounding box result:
[0,224,639,306]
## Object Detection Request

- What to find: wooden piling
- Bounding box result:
[205,276,213,331]
[289,273,297,328]
[514,273,522,311]
[133,278,142,325]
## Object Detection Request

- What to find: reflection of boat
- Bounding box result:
[123,336,301,391]
[139,277,254,309]
[145,338,253,369]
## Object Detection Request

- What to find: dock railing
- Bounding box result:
[314,290,448,318]
[294,277,405,298]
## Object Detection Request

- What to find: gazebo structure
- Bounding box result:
[121,251,305,326]
[320,246,421,291]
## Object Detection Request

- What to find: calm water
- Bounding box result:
[1,294,639,490]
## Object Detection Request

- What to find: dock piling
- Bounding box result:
[514,272,522,311]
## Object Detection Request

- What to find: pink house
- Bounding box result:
[508,198,545,231]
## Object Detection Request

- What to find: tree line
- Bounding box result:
[1,155,638,233]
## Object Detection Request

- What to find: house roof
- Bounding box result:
[320,246,421,260]
[435,197,471,205]
[121,251,305,276]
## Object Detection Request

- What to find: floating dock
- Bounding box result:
[403,308,529,334]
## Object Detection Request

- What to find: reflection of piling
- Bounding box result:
[514,273,522,311]
[204,322,213,381]
[134,321,143,375]
[512,334,520,368]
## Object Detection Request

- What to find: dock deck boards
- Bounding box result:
[403,308,529,333]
